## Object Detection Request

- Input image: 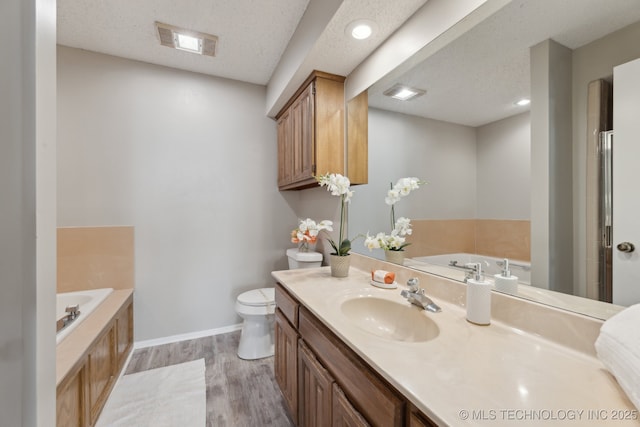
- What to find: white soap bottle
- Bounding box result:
[494,258,518,296]
[466,263,491,325]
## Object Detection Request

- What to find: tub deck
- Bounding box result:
[56,288,133,386]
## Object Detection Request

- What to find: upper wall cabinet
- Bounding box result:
[276,71,367,190]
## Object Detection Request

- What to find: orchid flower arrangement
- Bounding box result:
[364,177,425,252]
[315,173,354,256]
[291,218,333,250]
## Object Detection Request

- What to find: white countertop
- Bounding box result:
[272,265,638,426]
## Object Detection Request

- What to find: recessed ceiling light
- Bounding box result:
[345,20,377,40]
[155,22,218,57]
[176,33,201,54]
[383,84,426,101]
[515,98,531,106]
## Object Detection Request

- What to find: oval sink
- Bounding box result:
[340,297,440,342]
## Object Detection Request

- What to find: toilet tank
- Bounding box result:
[286,248,323,269]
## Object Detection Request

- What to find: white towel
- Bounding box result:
[595,303,640,410]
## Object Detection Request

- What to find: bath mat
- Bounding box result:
[96,358,206,427]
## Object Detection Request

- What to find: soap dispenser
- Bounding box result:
[494,258,518,296]
[466,263,491,325]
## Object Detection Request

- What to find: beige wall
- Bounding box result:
[57,47,300,341]
[57,227,135,292]
[405,219,530,262]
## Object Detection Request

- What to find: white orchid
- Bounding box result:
[317,173,354,203]
[315,173,355,256]
[364,177,425,252]
[392,217,412,237]
[364,230,407,251]
[292,218,333,245]
[385,177,423,206]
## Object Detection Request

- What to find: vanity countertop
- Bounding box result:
[272,265,638,426]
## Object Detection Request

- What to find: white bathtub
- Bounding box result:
[56,288,113,344]
[412,253,531,285]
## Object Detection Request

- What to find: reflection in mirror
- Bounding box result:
[349,0,640,319]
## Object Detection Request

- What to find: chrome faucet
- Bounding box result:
[400,278,442,313]
[448,261,479,283]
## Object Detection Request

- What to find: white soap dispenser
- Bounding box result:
[466,263,491,325]
[494,258,518,296]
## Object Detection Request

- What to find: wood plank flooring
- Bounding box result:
[125,331,294,427]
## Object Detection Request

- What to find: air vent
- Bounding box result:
[155,22,218,57]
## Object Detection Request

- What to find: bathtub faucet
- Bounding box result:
[448,261,479,283]
[496,259,531,272]
[65,304,80,320]
[400,278,442,313]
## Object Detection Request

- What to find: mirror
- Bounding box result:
[349,0,640,319]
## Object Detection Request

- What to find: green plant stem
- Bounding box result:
[390,204,395,232]
[389,182,395,231]
[339,195,345,253]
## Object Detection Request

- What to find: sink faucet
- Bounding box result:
[400,278,441,313]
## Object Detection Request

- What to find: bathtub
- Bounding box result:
[412,253,531,285]
[56,288,114,344]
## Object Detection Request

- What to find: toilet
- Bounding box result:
[236,287,276,360]
[235,249,323,360]
[286,248,323,269]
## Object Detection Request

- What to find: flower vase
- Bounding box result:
[298,241,316,253]
[329,254,350,277]
[385,250,405,265]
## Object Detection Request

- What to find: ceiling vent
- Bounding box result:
[155,22,217,57]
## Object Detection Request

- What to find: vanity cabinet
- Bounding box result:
[298,340,334,426]
[332,384,370,427]
[275,310,299,424]
[407,404,439,427]
[274,283,434,427]
[276,70,367,190]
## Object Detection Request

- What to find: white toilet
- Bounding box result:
[286,248,323,269]
[236,287,276,360]
[235,249,323,360]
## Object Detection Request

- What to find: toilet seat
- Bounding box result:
[237,288,275,307]
[235,287,276,360]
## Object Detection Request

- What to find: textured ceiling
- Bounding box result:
[57,0,427,89]
[368,0,640,127]
[57,0,310,85]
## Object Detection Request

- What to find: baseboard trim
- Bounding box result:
[134,323,243,349]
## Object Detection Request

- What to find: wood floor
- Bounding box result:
[125,331,294,427]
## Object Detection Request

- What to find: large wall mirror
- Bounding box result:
[349,0,640,319]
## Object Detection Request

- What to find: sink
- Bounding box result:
[340,297,440,342]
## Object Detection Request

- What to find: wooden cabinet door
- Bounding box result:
[298,340,333,427]
[57,364,88,427]
[277,109,293,187]
[87,327,116,425]
[275,309,299,424]
[408,405,438,427]
[332,383,370,427]
[116,301,133,370]
[299,307,405,427]
[291,83,315,183]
